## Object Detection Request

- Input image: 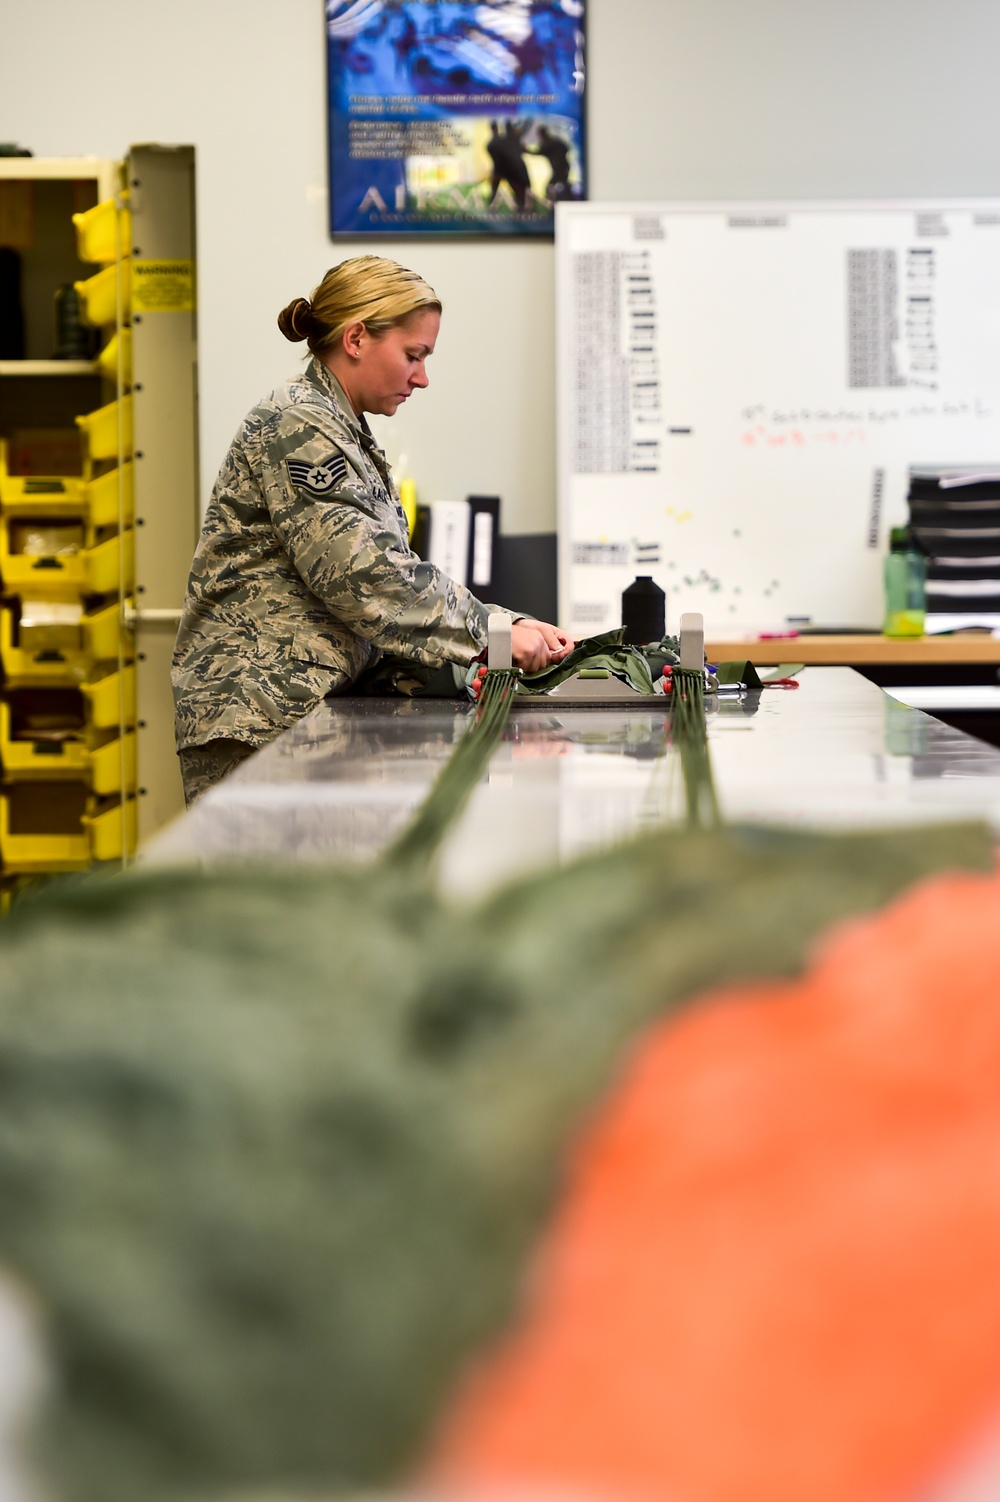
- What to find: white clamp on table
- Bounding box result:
[487,612,513,670]
[679,611,705,671]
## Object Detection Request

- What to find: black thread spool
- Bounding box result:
[621,576,665,646]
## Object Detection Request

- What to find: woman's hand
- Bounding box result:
[511,620,576,674]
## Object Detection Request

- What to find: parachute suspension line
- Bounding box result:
[385,655,719,877]
[668,668,721,830]
[384,669,521,875]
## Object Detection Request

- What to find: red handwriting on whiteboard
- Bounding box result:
[740,424,868,447]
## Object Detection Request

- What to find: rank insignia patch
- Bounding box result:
[287,453,348,497]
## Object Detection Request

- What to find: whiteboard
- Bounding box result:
[555,200,1000,633]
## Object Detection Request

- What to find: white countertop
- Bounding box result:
[884,685,1000,712]
[145,668,1000,898]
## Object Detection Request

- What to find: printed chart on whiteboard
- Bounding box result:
[555,201,1000,632]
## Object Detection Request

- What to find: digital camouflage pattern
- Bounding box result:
[172,358,496,750]
[177,739,257,806]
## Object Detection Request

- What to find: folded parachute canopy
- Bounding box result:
[426,861,1000,1502]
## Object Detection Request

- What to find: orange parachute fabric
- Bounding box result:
[426,866,1000,1502]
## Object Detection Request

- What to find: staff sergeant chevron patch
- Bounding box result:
[287,453,349,497]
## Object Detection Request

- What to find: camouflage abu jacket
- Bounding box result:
[172,359,498,750]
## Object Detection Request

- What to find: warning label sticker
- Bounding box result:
[131,259,195,313]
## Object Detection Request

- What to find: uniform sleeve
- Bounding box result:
[258,407,494,667]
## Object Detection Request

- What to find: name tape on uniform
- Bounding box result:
[132,259,196,313]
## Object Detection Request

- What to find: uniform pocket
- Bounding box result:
[291,626,372,679]
[291,628,347,668]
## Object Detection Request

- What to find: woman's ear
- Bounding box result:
[342,320,366,360]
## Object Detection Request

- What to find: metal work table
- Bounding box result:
[703,634,1000,746]
[145,668,1000,898]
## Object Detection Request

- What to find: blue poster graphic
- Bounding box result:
[326,0,586,236]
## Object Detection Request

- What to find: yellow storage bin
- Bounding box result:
[0,517,133,599]
[86,529,134,595]
[4,466,134,531]
[86,798,138,861]
[0,608,88,688]
[0,516,88,596]
[74,260,130,327]
[82,664,137,730]
[0,784,90,873]
[82,600,125,662]
[83,463,134,529]
[72,195,131,264]
[1,604,129,687]
[0,700,88,781]
[0,470,86,513]
[76,395,133,463]
[96,328,133,385]
[90,733,138,798]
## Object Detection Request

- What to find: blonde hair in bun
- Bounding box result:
[276,297,316,343]
[276,256,441,356]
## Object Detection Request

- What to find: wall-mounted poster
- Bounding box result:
[326,0,586,237]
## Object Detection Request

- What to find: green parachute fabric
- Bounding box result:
[514,629,676,696]
[356,630,680,700]
[0,818,991,1502]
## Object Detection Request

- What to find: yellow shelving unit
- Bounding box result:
[0,147,198,885]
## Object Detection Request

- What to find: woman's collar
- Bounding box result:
[308,357,368,438]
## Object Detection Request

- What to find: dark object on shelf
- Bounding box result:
[492,531,557,623]
[0,248,26,358]
[53,282,92,360]
[0,144,33,157]
[622,575,665,646]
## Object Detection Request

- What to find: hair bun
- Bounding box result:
[277,296,314,343]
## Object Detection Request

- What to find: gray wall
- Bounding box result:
[3,0,999,537]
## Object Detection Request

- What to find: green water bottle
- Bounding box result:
[883,526,926,638]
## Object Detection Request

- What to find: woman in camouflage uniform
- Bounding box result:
[172,256,572,804]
